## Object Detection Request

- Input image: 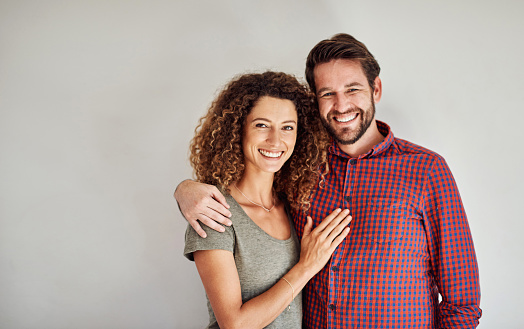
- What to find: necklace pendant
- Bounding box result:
[234,184,275,213]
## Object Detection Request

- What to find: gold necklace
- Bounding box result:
[234,184,275,212]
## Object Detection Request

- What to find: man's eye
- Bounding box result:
[347,88,358,93]
[321,92,334,98]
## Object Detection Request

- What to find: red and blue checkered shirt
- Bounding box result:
[292,121,481,328]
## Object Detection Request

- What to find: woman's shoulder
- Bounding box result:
[222,193,250,226]
[183,217,236,261]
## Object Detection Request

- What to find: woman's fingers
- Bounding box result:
[329,226,350,252]
[312,209,351,239]
[298,210,351,275]
[312,208,343,232]
[325,215,352,242]
[322,209,351,237]
[303,216,313,237]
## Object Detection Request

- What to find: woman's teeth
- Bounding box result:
[259,149,283,158]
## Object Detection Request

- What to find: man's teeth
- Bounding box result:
[259,150,283,158]
[335,113,358,123]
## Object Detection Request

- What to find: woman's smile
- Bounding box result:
[242,96,297,174]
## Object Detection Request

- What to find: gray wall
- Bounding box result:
[1,0,522,328]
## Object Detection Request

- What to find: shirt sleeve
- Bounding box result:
[183,222,235,261]
[422,156,482,328]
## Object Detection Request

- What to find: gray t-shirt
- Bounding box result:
[184,193,302,329]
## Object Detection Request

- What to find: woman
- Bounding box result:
[184,71,351,328]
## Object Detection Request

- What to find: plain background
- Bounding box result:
[1,0,523,328]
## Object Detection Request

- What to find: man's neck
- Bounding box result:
[337,120,385,158]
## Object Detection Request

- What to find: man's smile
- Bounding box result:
[333,112,358,123]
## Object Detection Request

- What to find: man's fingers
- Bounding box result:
[201,200,232,226]
[209,187,231,211]
[198,214,227,233]
[205,202,232,226]
[187,210,230,238]
[189,220,208,239]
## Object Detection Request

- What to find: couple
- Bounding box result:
[180,33,482,328]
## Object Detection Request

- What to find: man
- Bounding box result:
[176,33,481,328]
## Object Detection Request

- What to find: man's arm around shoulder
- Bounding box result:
[175,179,232,238]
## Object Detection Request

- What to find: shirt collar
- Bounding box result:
[328,120,396,159]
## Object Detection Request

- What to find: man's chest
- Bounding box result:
[294,155,432,263]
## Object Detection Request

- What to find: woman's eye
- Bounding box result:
[283,126,294,131]
[255,123,267,128]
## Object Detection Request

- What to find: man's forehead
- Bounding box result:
[313,59,368,90]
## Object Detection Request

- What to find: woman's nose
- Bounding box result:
[267,129,281,146]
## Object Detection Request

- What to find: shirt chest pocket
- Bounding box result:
[360,198,408,244]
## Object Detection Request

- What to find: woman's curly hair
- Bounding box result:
[190,71,329,212]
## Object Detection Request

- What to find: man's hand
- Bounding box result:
[174,180,232,238]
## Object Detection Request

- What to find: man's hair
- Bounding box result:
[305,33,381,94]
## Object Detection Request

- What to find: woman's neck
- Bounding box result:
[234,170,275,206]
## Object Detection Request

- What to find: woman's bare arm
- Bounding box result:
[193,209,351,329]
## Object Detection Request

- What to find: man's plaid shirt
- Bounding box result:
[292,121,481,328]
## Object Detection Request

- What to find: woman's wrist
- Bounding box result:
[289,261,317,283]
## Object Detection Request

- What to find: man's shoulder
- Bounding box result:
[387,137,452,173]
[377,121,444,164]
[393,137,444,161]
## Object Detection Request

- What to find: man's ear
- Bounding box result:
[372,76,382,103]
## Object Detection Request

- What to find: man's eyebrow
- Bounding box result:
[346,82,365,88]
[317,82,365,95]
[316,87,331,95]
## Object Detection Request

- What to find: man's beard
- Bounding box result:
[321,101,376,145]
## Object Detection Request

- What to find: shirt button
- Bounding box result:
[344,196,351,203]
[349,159,357,165]
[328,303,336,311]
[331,265,339,272]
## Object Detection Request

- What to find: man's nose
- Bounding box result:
[334,93,349,112]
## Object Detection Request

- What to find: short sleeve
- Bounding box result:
[183,222,235,261]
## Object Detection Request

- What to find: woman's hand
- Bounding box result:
[298,209,351,277]
[193,209,349,329]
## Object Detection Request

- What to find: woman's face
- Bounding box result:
[242,96,298,175]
